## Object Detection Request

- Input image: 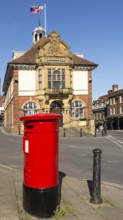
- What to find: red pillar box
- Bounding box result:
[20,113,62,218]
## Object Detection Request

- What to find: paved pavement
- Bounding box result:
[0,165,123,220]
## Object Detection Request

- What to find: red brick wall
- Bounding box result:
[0,96,2,106]
[88,70,92,119]
[12,69,19,132]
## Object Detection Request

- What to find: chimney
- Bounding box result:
[112,84,118,92]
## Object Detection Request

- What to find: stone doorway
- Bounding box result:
[50,101,63,127]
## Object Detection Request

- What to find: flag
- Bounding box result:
[30,6,44,15]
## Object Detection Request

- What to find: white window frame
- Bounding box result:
[113,98,116,104]
[120,106,123,114]
[110,108,113,115]
[23,102,38,115]
[120,95,123,103]
[71,100,84,119]
[110,98,112,105]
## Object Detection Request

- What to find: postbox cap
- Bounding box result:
[20,113,62,122]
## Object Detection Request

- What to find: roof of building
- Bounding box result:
[33,26,45,33]
[10,36,48,64]
[93,85,123,104]
[108,89,123,97]
[9,35,98,67]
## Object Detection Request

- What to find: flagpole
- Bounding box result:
[44,3,46,36]
[0,78,1,95]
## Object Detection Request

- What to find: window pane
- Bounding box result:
[23,102,38,115]
[53,81,60,89]
[62,75,65,81]
[48,81,51,88]
[75,101,78,107]
[54,70,60,74]
[71,100,84,118]
[62,69,65,74]
[62,81,65,88]
[48,69,51,74]
[79,101,82,107]
[48,75,51,80]
[29,103,32,108]
[53,75,56,80]
[57,75,60,80]
[75,109,79,117]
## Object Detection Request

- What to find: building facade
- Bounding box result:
[92,95,108,129]
[0,96,4,125]
[93,85,123,130]
[3,26,97,134]
[107,85,123,130]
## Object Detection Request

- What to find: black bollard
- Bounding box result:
[64,128,66,137]
[18,126,21,135]
[80,128,82,137]
[90,148,103,204]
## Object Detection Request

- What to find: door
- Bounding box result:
[50,101,63,127]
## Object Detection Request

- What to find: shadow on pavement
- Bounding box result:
[87,180,93,197]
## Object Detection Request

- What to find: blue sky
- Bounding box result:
[0,0,123,100]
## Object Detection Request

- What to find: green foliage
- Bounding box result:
[53,206,65,219]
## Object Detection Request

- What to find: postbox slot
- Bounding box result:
[26,125,34,129]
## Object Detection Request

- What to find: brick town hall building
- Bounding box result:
[2,25,98,134]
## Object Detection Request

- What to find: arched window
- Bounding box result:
[23,102,38,115]
[35,33,38,42]
[53,70,60,89]
[48,69,65,89]
[39,33,42,39]
[71,100,84,119]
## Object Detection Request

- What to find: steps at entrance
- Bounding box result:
[59,127,93,138]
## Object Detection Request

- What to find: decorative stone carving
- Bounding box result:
[35,31,72,65]
[68,95,73,102]
[45,95,49,104]
[45,95,49,101]
[47,32,62,56]
[37,96,44,101]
